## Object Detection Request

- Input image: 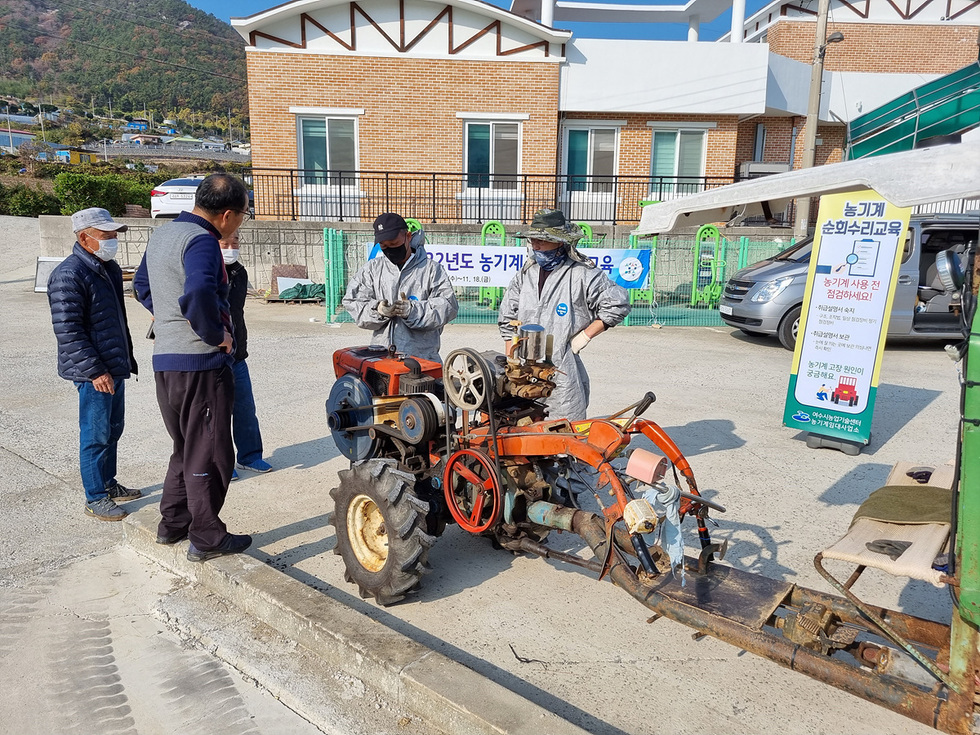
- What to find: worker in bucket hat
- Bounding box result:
[498,208,630,420]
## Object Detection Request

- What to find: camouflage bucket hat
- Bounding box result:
[515,208,584,244]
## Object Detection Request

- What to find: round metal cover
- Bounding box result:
[326,375,378,461]
[936,249,965,294]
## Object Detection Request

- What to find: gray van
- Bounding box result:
[718,213,978,350]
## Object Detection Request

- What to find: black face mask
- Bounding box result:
[382,244,408,266]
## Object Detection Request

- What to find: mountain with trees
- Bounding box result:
[0,0,248,119]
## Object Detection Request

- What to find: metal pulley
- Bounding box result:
[397,396,441,445]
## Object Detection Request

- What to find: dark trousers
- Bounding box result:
[154,366,235,550]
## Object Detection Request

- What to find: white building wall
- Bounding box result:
[561,39,770,114]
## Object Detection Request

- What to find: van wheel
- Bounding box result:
[777,306,802,351]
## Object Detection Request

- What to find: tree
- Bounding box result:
[17,140,54,175]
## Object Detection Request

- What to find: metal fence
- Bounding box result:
[251,169,736,225]
[117,225,326,294]
[323,228,795,327]
[115,223,794,329]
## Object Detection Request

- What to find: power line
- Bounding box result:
[2,18,246,83]
[51,0,246,47]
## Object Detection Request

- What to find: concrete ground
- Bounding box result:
[1,214,962,734]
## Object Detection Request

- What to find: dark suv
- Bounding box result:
[718,213,978,350]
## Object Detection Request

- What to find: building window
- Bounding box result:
[298,117,357,184]
[465,122,519,190]
[651,129,706,194]
[753,123,767,161]
[565,127,616,193]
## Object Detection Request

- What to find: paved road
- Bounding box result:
[0,216,425,735]
[1,214,962,734]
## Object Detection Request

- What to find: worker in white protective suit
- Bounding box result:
[498,209,630,421]
[343,213,459,363]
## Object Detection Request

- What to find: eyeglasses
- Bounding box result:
[229,208,251,222]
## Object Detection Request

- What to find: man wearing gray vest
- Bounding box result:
[133,173,252,562]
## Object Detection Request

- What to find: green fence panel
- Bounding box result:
[323,228,350,323]
[326,228,790,328]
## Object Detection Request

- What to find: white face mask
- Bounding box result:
[94,238,118,262]
[221,248,240,265]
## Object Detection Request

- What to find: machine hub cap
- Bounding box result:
[347,494,388,572]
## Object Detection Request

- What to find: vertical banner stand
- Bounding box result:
[782,191,912,455]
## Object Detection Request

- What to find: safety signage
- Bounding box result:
[782,191,912,445]
[367,243,652,289]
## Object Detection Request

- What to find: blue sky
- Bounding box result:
[187,0,772,42]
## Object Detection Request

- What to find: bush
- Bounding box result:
[0,182,61,217]
[53,170,131,215]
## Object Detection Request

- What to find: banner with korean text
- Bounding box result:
[782,191,912,445]
[367,243,652,290]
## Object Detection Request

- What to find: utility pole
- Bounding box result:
[37,100,46,143]
[5,104,12,154]
[794,0,835,237]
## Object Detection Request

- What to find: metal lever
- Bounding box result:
[606,391,657,422]
[623,391,657,431]
[679,490,726,514]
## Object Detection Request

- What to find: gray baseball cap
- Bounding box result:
[71,207,128,234]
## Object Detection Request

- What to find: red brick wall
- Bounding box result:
[767,20,979,73]
[735,116,797,165]
[246,51,560,174]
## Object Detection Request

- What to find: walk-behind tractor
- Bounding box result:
[325,314,980,732]
[325,327,724,605]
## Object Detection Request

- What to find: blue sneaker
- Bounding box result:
[231,469,239,481]
[237,459,272,473]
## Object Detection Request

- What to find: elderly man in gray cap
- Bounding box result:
[48,207,140,522]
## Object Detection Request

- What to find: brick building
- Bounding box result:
[232,0,980,222]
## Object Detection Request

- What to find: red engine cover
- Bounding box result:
[332,346,442,396]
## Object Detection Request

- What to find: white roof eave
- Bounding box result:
[634,143,980,235]
[232,0,572,43]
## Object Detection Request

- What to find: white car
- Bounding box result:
[150,175,254,219]
[150,176,207,219]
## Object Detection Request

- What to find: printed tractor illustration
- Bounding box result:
[832,376,859,406]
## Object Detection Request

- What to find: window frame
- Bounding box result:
[459,115,525,193]
[561,121,622,195]
[647,122,712,197]
[294,109,361,188]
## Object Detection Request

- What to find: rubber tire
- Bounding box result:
[329,459,437,606]
[777,305,802,351]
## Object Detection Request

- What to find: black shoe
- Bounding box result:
[186,533,252,563]
[156,530,188,545]
[107,483,142,502]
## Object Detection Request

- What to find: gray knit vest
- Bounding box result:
[145,220,221,361]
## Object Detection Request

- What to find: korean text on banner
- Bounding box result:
[782,191,912,445]
[367,243,652,289]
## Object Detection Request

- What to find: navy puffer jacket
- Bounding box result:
[48,243,138,382]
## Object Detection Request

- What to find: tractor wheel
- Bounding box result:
[831,394,839,404]
[329,459,437,606]
[777,305,802,351]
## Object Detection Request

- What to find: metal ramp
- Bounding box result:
[847,61,980,159]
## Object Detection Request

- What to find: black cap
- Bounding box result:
[373,213,408,243]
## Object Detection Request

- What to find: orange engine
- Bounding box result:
[332,345,444,397]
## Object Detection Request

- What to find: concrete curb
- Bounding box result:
[123,512,588,735]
